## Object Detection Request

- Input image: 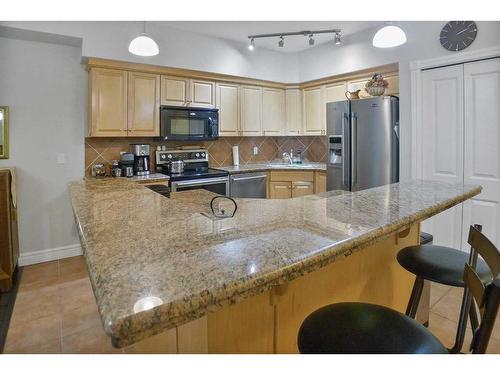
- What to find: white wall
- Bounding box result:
[297,21,500,180]
[0,37,86,262]
[0,21,299,83]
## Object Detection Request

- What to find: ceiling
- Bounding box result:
[164,21,384,52]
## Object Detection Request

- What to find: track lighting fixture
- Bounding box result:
[248,28,342,50]
[128,21,159,57]
[334,32,342,45]
[278,35,284,48]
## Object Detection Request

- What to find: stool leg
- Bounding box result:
[449,287,472,354]
[406,277,424,318]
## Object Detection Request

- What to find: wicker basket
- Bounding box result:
[366,86,386,96]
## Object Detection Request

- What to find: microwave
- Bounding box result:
[160,106,219,141]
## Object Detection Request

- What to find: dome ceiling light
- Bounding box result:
[247,28,342,51]
[372,24,407,48]
[129,21,159,57]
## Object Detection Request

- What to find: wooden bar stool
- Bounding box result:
[297,226,500,354]
[397,224,493,353]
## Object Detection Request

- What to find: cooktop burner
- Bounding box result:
[160,168,229,181]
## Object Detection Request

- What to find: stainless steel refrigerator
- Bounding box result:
[326,96,399,192]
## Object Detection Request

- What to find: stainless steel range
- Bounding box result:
[156,149,229,195]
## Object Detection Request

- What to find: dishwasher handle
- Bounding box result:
[231,175,267,182]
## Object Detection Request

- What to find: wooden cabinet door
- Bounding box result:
[314,171,327,193]
[216,83,240,136]
[262,88,285,136]
[240,86,263,136]
[303,86,325,135]
[420,64,464,249]
[190,79,215,108]
[292,181,314,198]
[161,76,189,106]
[269,181,292,199]
[462,58,500,248]
[285,89,302,136]
[89,68,128,137]
[347,77,371,99]
[384,74,399,95]
[128,72,160,136]
[325,82,347,104]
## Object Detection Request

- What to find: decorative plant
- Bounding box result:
[365,73,389,88]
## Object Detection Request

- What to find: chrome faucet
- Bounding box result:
[282,149,294,164]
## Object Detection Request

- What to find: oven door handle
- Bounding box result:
[173,177,229,187]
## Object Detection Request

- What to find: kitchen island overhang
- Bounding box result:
[68,179,481,352]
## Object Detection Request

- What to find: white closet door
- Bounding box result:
[420,64,464,249]
[462,58,500,248]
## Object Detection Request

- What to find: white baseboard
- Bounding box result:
[18,244,82,266]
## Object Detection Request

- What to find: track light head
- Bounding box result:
[334,32,342,45]
[309,34,314,46]
[278,36,284,48]
[248,38,255,51]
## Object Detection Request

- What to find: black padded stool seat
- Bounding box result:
[397,245,493,287]
[298,302,448,354]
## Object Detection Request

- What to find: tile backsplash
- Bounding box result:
[85,136,327,176]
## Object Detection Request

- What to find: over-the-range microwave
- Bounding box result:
[160,106,219,141]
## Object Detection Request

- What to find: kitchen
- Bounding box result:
[0,3,500,371]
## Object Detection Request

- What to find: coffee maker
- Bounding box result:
[131,144,151,176]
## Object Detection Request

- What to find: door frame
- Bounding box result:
[410,45,500,180]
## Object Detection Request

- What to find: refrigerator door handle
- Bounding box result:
[351,112,357,190]
[342,112,349,189]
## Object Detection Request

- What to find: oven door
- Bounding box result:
[160,107,218,140]
[170,177,229,196]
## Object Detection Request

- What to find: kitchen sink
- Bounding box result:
[266,163,317,168]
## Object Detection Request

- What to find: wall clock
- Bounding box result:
[440,21,478,51]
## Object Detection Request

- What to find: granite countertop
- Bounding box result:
[85,173,169,183]
[68,178,481,347]
[216,162,327,174]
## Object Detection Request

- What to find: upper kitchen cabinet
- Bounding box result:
[240,85,263,136]
[262,88,285,136]
[127,72,160,136]
[303,86,326,135]
[190,79,216,108]
[89,68,128,137]
[325,82,347,104]
[160,76,215,108]
[216,83,240,136]
[285,89,302,136]
[161,76,190,106]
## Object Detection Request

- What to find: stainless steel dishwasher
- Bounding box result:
[229,172,267,198]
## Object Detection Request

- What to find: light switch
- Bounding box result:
[253,146,259,155]
[57,153,66,164]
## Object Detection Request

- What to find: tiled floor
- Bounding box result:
[3,256,500,353]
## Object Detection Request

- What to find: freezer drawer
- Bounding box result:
[230,172,268,198]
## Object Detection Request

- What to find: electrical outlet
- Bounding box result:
[253,146,258,155]
[56,153,66,164]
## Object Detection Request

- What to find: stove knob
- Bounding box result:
[201,152,206,157]
[195,153,200,158]
[167,154,172,159]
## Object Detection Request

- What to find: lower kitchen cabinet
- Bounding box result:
[268,171,317,199]
[269,181,292,199]
[314,171,327,193]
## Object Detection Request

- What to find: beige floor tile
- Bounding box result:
[61,324,122,354]
[18,261,60,291]
[3,337,62,354]
[59,277,95,313]
[59,256,88,283]
[431,287,465,322]
[4,313,62,353]
[430,282,453,308]
[10,284,61,325]
[62,303,103,337]
[486,337,500,354]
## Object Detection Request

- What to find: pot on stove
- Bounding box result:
[170,160,184,174]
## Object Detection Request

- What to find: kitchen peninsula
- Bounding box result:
[68,179,481,353]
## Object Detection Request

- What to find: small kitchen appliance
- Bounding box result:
[119,152,135,177]
[131,144,151,176]
[156,148,229,195]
